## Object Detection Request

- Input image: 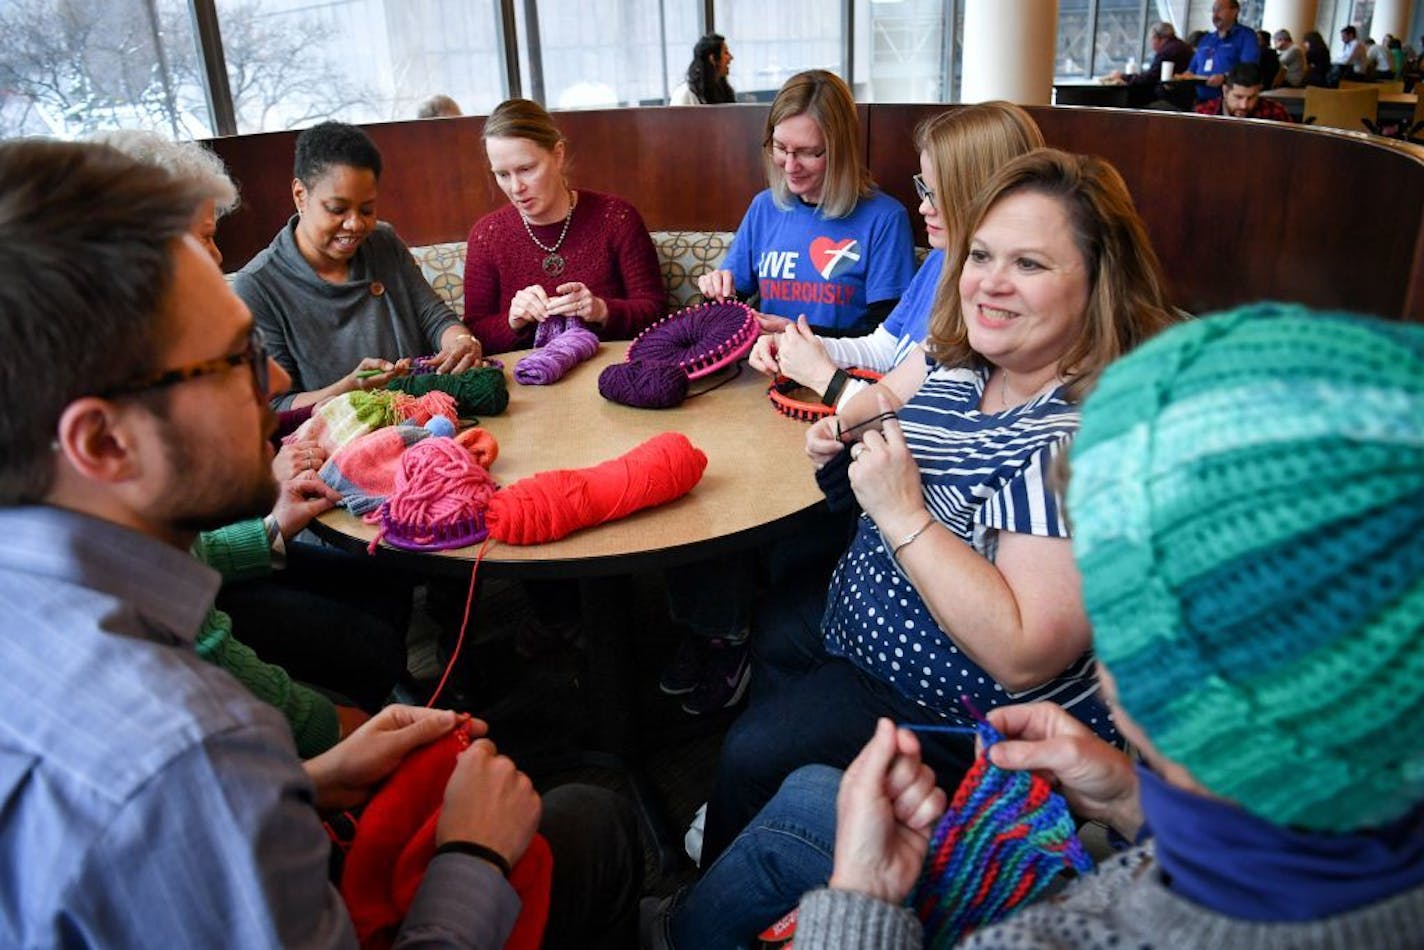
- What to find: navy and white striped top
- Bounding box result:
[823,362,1118,742]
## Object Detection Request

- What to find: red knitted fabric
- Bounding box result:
[484,432,707,544]
[340,729,553,950]
[462,191,666,355]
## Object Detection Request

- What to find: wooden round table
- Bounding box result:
[313,340,827,577]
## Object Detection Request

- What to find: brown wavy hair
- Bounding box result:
[924,149,1178,402]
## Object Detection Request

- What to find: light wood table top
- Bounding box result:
[313,341,826,577]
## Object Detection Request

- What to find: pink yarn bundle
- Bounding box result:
[373,437,499,552]
[395,390,458,427]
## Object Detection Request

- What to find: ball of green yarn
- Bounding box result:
[385,367,510,421]
[348,389,403,428]
[1068,303,1424,833]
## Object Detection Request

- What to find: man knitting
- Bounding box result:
[0,139,639,948]
[787,305,1424,946]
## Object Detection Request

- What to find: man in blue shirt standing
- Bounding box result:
[1186,0,1259,101]
[0,140,638,948]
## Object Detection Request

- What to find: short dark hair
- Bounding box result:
[0,140,207,504]
[293,121,383,184]
[1342,25,1357,39]
[1226,62,1263,88]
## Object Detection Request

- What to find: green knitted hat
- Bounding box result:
[1068,303,1424,832]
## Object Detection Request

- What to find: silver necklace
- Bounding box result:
[521,190,575,276]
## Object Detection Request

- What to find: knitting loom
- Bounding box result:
[626,300,758,379]
[767,367,883,422]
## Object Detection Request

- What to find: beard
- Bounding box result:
[154,411,279,535]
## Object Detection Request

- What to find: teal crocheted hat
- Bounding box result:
[1068,303,1424,832]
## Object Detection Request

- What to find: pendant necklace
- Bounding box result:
[522,190,575,277]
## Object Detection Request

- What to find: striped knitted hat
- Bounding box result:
[1068,303,1424,832]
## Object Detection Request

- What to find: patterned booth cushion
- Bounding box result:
[408,230,736,318]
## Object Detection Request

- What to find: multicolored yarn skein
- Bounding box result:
[485,432,707,544]
[908,718,1094,947]
[385,365,510,419]
[514,314,600,385]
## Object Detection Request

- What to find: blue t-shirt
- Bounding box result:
[883,248,944,365]
[822,362,1117,742]
[725,188,915,333]
[1189,24,1259,100]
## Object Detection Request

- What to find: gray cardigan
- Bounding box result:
[794,842,1424,949]
[233,217,462,409]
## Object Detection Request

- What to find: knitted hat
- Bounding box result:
[1068,303,1424,832]
[321,424,431,516]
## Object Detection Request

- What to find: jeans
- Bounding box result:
[669,765,841,949]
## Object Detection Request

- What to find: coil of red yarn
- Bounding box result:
[485,432,707,545]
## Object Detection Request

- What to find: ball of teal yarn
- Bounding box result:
[1069,303,1424,833]
[424,415,455,438]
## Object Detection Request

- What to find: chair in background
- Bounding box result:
[1303,85,1381,132]
[1341,78,1406,95]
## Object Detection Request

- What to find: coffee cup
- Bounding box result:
[1161,62,1175,81]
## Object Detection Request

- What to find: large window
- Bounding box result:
[859,0,957,103]
[1056,0,1149,78]
[0,0,207,138]
[213,0,507,131]
[720,0,844,99]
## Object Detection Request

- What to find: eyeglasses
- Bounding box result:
[912,173,936,209]
[769,142,827,163]
[99,328,270,400]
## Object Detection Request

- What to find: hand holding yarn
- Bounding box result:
[805,414,845,469]
[986,701,1143,840]
[848,398,922,531]
[306,705,469,813]
[748,333,781,377]
[431,329,484,375]
[349,356,411,393]
[548,281,606,326]
[695,268,736,301]
[829,718,947,905]
[438,737,543,866]
[754,310,793,334]
[775,316,837,394]
[273,439,326,482]
[509,284,552,330]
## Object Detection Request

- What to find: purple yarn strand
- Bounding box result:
[514,315,600,385]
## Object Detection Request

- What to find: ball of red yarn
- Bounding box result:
[485,432,707,544]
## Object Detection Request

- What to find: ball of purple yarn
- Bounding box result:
[515,315,600,385]
[629,301,749,368]
[598,360,688,409]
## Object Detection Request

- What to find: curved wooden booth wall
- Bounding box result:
[210,104,1424,322]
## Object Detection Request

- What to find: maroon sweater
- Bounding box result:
[463,190,665,354]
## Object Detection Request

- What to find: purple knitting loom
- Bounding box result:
[375,504,489,552]
[626,300,758,380]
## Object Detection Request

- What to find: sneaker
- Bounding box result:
[658,636,707,696]
[680,638,751,715]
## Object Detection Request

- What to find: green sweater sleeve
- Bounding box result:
[195,607,341,758]
[195,518,272,582]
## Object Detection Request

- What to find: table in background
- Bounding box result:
[1261,87,1419,126]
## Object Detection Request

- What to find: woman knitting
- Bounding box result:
[462,98,665,356]
[233,121,483,411]
[748,102,1045,409]
[790,304,1424,948]
[697,70,915,338]
[696,150,1179,870]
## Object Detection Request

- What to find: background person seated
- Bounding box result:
[1193,62,1294,121]
[670,33,735,105]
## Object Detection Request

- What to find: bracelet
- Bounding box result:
[891,516,936,562]
[433,840,511,877]
[821,368,851,407]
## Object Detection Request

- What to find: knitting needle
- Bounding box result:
[900,723,979,736]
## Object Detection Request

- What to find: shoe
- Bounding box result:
[680,638,750,715]
[658,636,706,696]
[638,894,676,950]
[684,802,706,866]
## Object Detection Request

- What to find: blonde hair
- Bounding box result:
[90,129,238,216]
[763,70,870,218]
[483,98,565,152]
[925,149,1178,402]
[915,102,1044,269]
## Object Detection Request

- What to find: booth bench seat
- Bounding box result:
[409,230,736,317]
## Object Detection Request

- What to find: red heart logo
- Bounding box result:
[809,237,862,279]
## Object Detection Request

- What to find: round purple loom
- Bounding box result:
[375,504,489,552]
[626,300,757,380]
